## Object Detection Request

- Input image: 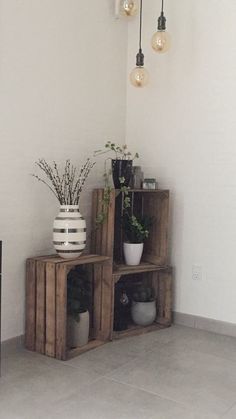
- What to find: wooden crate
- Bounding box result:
[92,189,170,266]
[91,188,173,341]
[112,266,172,340]
[25,254,110,360]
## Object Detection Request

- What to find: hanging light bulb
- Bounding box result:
[119,0,138,17]
[151,0,171,53]
[130,0,149,88]
[130,52,149,87]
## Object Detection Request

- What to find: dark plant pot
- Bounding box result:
[112,159,133,189]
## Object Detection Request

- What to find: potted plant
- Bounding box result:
[67,267,91,348]
[94,141,139,188]
[131,285,156,326]
[32,158,95,258]
[122,213,152,265]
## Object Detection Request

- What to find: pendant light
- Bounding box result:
[130,0,149,88]
[119,0,138,17]
[151,0,171,53]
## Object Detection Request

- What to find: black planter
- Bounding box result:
[112,159,133,189]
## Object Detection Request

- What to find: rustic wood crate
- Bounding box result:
[92,189,170,266]
[112,266,172,339]
[25,254,110,360]
[91,188,173,341]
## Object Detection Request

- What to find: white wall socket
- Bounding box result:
[192,265,202,281]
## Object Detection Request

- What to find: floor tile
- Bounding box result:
[222,403,236,418]
[31,378,220,419]
[108,342,236,416]
[65,330,171,375]
[1,326,236,419]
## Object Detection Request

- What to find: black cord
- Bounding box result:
[139,0,143,51]
[161,0,164,13]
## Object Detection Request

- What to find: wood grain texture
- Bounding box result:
[106,189,115,257]
[67,339,105,359]
[45,263,56,357]
[25,259,36,351]
[35,261,46,354]
[100,263,113,340]
[56,263,67,360]
[93,264,102,338]
[112,322,168,340]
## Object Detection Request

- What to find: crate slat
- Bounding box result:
[25,259,36,351]
[56,264,67,360]
[35,261,46,354]
[45,263,56,357]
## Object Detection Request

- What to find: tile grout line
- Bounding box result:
[105,375,217,416]
[220,400,236,418]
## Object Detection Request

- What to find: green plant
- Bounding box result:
[122,213,152,243]
[132,285,155,302]
[32,158,95,205]
[120,177,153,243]
[67,267,91,322]
[94,141,139,160]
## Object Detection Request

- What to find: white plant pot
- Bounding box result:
[53,205,86,258]
[131,300,156,326]
[67,311,90,348]
[123,242,144,266]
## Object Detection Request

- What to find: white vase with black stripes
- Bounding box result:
[53,205,86,259]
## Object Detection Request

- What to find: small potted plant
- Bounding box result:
[94,141,139,188]
[131,285,156,326]
[122,213,152,265]
[67,267,91,348]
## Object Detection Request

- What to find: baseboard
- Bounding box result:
[173,311,236,338]
[1,335,24,355]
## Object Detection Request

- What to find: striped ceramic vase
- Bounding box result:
[53,205,86,258]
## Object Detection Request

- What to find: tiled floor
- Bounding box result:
[1,325,236,419]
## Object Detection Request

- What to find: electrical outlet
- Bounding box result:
[192,265,202,281]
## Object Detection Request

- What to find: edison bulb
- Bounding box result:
[120,0,138,17]
[130,67,149,88]
[151,30,171,53]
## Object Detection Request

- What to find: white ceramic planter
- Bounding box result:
[67,311,90,348]
[131,300,156,326]
[123,242,144,266]
[53,205,86,258]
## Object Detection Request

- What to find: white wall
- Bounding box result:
[127,0,236,324]
[0,0,128,340]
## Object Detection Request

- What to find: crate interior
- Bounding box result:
[113,272,159,333]
[66,264,94,350]
[113,191,169,266]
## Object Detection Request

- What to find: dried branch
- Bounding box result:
[32,158,95,205]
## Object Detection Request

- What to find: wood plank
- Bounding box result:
[113,263,169,276]
[159,191,170,265]
[100,263,113,340]
[56,255,110,267]
[35,261,46,354]
[93,264,102,338]
[25,259,36,351]
[112,322,169,340]
[45,263,56,357]
[162,270,172,323]
[67,339,105,359]
[55,263,67,360]
[105,189,115,257]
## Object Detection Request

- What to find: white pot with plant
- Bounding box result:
[32,158,95,258]
[122,213,152,266]
[67,267,91,348]
[131,285,156,326]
